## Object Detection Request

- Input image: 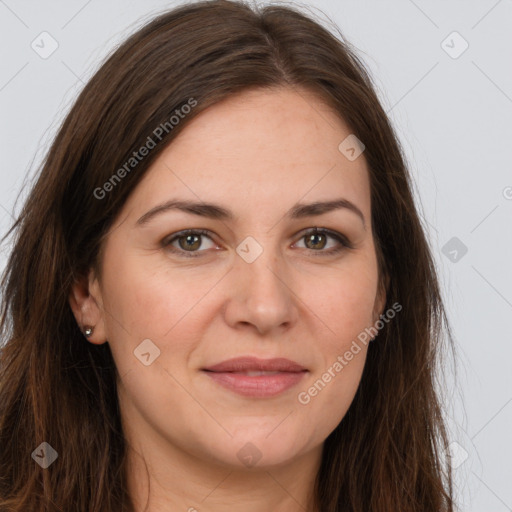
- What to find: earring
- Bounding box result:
[84,326,93,337]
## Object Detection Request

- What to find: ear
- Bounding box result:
[372,271,390,322]
[68,269,108,345]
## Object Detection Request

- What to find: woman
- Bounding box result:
[0,1,456,510]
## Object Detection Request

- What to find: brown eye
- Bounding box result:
[163,229,218,257]
[294,228,352,256]
[304,232,327,250]
[177,234,202,251]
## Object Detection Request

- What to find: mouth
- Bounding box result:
[201,357,308,398]
[222,370,283,376]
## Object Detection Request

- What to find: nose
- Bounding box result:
[223,245,299,336]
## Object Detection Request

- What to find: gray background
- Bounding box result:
[1,0,511,510]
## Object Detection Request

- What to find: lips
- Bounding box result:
[202,357,307,398]
[203,356,306,373]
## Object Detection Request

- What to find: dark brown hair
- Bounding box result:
[0,1,456,510]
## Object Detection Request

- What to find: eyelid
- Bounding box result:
[293,227,353,250]
[162,229,220,258]
[162,227,353,257]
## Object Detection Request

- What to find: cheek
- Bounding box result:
[296,285,375,441]
[100,251,218,340]
[309,255,380,347]
[99,251,228,389]
[296,252,378,420]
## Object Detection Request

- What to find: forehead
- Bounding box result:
[123,87,371,220]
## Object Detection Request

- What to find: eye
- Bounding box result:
[163,229,219,257]
[293,228,352,255]
[162,227,352,259]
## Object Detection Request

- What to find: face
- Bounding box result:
[71,87,385,471]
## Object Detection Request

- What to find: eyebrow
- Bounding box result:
[136,198,366,227]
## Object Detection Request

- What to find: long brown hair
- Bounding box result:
[0,1,456,510]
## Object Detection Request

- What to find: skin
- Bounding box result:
[70,86,386,512]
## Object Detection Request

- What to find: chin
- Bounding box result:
[209,428,313,470]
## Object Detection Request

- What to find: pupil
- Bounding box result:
[180,235,200,250]
[307,233,325,250]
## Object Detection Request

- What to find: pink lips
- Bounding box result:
[202,357,307,398]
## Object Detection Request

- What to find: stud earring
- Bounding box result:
[83,326,93,337]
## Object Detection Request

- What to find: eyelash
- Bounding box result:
[162,228,353,258]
